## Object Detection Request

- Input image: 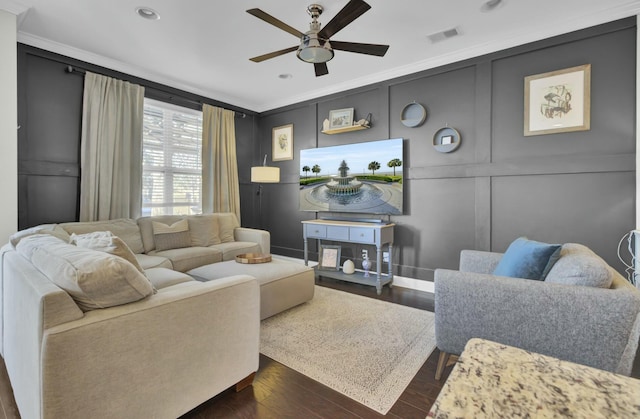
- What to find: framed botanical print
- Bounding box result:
[272,124,293,161]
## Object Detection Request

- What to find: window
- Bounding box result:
[142,98,203,216]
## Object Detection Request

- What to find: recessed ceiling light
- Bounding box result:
[135,7,160,20]
[480,0,504,12]
[278,74,293,79]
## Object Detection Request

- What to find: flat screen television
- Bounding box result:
[299,138,403,215]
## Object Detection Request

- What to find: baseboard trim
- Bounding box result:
[272,254,434,294]
[392,275,435,294]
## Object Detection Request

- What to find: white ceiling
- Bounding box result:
[6,0,640,112]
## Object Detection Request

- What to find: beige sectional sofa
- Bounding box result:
[59,212,270,272]
[0,213,272,419]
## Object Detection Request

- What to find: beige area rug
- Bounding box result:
[260,285,436,415]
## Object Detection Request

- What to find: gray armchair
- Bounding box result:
[434,246,640,379]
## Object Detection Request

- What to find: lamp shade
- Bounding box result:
[251,166,280,183]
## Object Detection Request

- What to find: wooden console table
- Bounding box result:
[302,219,394,295]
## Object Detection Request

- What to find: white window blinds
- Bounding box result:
[142,98,203,216]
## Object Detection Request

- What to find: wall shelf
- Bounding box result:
[321,124,370,135]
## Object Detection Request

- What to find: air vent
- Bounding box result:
[427,27,460,44]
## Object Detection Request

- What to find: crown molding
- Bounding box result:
[15,1,640,113]
[0,0,29,16]
[16,31,261,111]
[257,2,640,112]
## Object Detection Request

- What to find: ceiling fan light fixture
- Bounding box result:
[296,34,334,63]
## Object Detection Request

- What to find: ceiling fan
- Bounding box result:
[246,0,389,77]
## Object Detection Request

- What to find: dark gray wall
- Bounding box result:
[253,18,636,279]
[17,45,258,230]
[16,18,637,280]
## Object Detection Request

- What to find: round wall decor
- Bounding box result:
[400,102,427,127]
[433,126,461,153]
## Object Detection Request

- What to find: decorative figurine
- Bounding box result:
[362,256,371,277]
[342,259,355,275]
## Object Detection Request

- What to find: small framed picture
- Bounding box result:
[441,135,453,145]
[319,245,341,271]
[272,124,293,161]
[328,108,354,129]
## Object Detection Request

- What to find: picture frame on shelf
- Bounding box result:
[272,123,294,161]
[524,64,591,136]
[319,245,341,271]
[329,108,354,129]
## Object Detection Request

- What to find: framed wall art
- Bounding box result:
[524,64,591,136]
[328,108,354,129]
[272,123,293,161]
[319,245,341,271]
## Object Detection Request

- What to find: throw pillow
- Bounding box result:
[152,219,191,251]
[70,231,146,275]
[493,237,561,281]
[10,224,70,248]
[17,235,154,311]
[217,213,238,243]
[187,215,221,246]
[545,243,613,288]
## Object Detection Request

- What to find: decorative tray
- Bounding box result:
[235,253,272,264]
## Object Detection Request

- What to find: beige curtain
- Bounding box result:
[202,104,241,222]
[79,72,145,221]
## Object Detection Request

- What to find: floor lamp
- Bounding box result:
[251,155,280,227]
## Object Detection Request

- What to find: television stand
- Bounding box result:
[302,219,395,295]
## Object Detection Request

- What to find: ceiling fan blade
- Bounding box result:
[249,46,298,63]
[314,62,329,77]
[331,41,389,57]
[318,0,371,40]
[246,8,305,39]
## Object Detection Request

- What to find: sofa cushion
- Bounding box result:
[59,218,145,254]
[217,213,239,243]
[144,267,193,289]
[135,253,173,270]
[493,237,561,280]
[9,224,70,247]
[152,220,191,251]
[545,243,613,288]
[148,246,222,272]
[210,241,263,261]
[70,231,145,274]
[188,215,221,246]
[16,235,154,311]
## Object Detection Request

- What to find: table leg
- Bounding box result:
[376,245,382,295]
[304,237,308,266]
[388,243,394,287]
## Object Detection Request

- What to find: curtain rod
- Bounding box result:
[65,65,247,118]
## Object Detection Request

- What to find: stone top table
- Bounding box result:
[428,338,640,418]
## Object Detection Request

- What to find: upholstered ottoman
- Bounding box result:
[188,258,315,320]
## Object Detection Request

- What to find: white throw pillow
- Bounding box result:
[70,230,146,275]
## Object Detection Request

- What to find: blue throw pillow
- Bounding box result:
[493,237,561,280]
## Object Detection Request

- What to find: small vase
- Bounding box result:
[362,257,371,277]
[342,259,355,275]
